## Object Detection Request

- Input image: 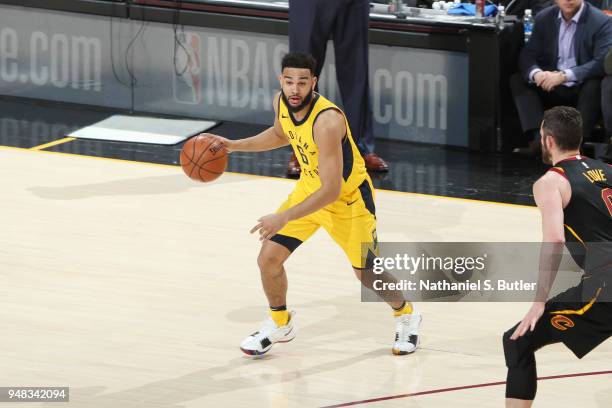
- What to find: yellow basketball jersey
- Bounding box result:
[278,93,370,200]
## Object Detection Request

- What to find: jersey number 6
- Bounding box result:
[297,145,309,165]
[602,188,612,217]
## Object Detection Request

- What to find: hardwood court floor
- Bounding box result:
[1,146,611,407]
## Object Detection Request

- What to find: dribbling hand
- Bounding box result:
[200,133,235,153]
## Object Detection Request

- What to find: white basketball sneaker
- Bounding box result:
[392,311,422,355]
[240,311,296,356]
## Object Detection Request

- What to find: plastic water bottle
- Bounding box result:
[496,5,506,31]
[389,0,403,13]
[523,9,534,42]
[389,0,406,18]
[475,0,485,17]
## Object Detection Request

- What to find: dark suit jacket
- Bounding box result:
[519,2,612,83]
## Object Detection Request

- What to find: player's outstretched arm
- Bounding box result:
[224,122,288,153]
[208,93,289,153]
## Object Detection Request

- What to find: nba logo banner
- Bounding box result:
[173,32,202,105]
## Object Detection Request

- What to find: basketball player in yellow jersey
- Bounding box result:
[209,52,421,356]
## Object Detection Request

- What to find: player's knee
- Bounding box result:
[502,329,516,367]
[353,267,374,287]
[257,251,285,272]
[503,325,535,369]
[503,326,538,400]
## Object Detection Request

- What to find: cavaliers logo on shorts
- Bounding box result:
[551,315,575,331]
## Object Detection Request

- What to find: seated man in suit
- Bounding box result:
[510,0,612,156]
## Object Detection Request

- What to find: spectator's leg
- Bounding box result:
[288,0,338,79]
[287,0,339,177]
[332,0,376,156]
[576,78,602,140]
[509,72,544,140]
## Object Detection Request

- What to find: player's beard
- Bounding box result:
[281,89,314,113]
[541,139,552,164]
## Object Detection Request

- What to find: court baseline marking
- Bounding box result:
[319,370,612,407]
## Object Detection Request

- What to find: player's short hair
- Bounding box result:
[281,52,317,75]
[541,106,583,151]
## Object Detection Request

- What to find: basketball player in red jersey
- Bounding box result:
[503,106,612,407]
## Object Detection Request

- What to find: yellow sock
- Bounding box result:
[393,302,413,317]
[270,307,289,326]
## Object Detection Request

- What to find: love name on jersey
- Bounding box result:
[582,169,607,184]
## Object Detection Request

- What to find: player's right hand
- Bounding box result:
[200,133,235,153]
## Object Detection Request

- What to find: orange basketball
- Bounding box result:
[180,134,228,182]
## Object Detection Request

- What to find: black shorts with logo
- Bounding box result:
[504,277,612,365]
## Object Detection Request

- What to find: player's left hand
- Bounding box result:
[250,213,289,241]
[510,301,545,340]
